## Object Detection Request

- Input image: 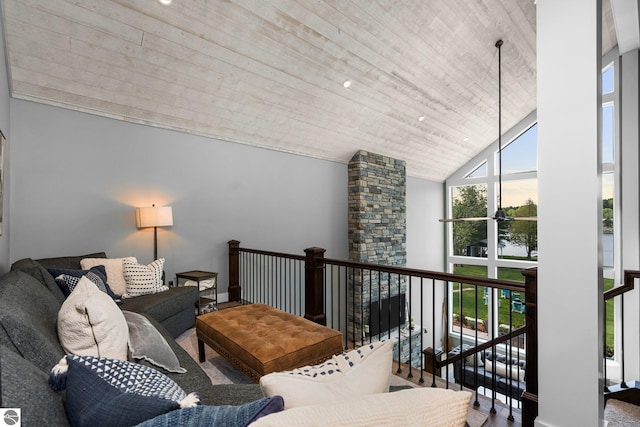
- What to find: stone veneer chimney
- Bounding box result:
[348,150,407,341]
[348,150,406,265]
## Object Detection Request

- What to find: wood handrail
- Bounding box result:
[604,269,640,300]
[324,257,526,292]
[440,326,527,367]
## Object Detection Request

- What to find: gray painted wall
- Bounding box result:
[0,12,11,273]
[9,99,444,294]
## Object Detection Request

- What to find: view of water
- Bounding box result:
[500,233,614,266]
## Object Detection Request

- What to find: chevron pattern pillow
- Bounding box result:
[122,258,166,298]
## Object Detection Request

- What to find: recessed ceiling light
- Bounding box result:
[463,137,469,142]
[418,116,425,122]
[159,0,173,5]
[343,80,352,88]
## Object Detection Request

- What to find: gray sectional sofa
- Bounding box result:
[0,253,265,426]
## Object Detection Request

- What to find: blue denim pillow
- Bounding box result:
[49,354,200,427]
[134,396,284,427]
[49,265,118,300]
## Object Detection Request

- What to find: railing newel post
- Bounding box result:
[304,246,327,325]
[522,266,538,427]
[228,240,241,302]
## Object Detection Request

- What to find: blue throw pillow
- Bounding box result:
[49,354,200,427]
[49,265,118,300]
[134,397,284,427]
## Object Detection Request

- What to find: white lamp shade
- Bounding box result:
[136,206,173,228]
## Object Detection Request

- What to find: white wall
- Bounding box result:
[619,48,640,381]
[9,99,444,295]
[0,11,11,273]
[537,1,603,426]
[406,177,446,346]
[9,100,350,292]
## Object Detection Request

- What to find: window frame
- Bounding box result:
[445,111,538,346]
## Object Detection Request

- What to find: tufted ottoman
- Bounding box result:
[196,304,344,382]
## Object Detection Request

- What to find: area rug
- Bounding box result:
[176,327,487,426]
[176,327,253,384]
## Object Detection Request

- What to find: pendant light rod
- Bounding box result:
[496,39,503,213]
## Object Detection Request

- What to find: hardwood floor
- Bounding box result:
[392,361,521,427]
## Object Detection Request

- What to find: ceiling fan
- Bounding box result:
[440,40,537,223]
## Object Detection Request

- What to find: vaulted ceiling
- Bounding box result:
[1,1,620,181]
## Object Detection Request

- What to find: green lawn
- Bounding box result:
[605,278,614,354]
[451,264,525,330]
[451,264,616,352]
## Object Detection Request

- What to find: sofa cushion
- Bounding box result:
[1,345,69,427]
[11,257,66,304]
[37,252,107,270]
[80,256,135,297]
[49,354,200,427]
[0,271,65,373]
[119,286,198,324]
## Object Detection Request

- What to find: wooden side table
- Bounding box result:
[175,270,218,315]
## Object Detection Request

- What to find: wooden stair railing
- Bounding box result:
[228,240,538,426]
[603,270,640,399]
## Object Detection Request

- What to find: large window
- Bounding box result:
[446,119,538,342]
[445,56,620,357]
[601,58,618,358]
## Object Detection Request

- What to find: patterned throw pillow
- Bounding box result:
[135,397,284,427]
[260,340,393,409]
[49,354,200,427]
[122,258,166,298]
[49,265,118,300]
[80,257,137,297]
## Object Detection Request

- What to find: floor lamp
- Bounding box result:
[136,205,173,260]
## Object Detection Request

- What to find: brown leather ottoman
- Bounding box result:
[196,304,344,383]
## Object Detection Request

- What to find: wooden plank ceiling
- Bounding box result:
[1,0,618,181]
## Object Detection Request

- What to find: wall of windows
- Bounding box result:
[601,50,620,359]
[444,52,620,358]
[445,113,538,344]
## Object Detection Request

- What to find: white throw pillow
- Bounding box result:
[57,276,129,360]
[485,358,525,381]
[251,387,471,427]
[122,258,165,298]
[80,257,137,297]
[260,340,393,409]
